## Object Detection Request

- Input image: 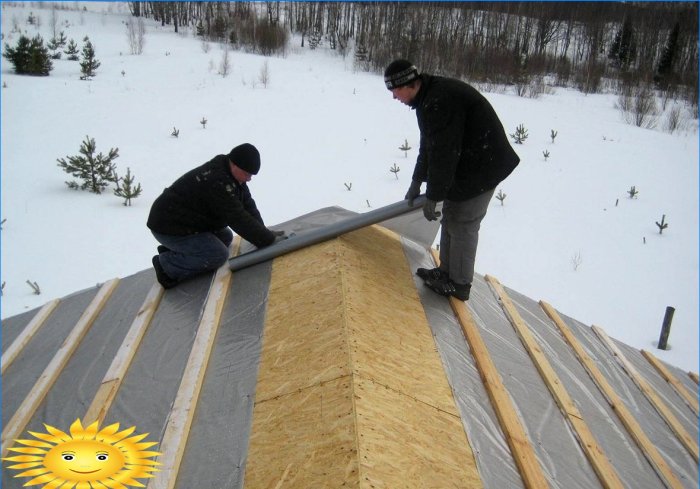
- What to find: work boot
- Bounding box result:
[425,277,470,301]
[152,255,178,289]
[157,245,171,254]
[416,267,448,282]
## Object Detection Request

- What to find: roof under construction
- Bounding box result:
[2,205,698,489]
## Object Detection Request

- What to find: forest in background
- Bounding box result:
[127,1,698,109]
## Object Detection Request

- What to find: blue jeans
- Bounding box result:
[152,227,233,282]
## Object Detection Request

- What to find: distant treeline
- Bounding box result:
[129,2,698,101]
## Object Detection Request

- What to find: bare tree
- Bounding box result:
[126,16,146,55]
[259,60,270,87]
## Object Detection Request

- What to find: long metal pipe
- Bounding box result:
[229,195,427,272]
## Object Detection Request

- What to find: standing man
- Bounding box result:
[384,59,519,301]
[147,143,285,289]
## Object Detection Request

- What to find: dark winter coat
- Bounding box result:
[147,155,275,248]
[411,74,520,202]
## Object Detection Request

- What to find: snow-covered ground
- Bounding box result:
[1,3,698,372]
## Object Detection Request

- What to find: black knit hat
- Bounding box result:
[229,143,261,175]
[384,59,419,89]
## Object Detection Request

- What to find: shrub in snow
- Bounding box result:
[64,38,79,60]
[79,37,100,79]
[655,214,669,234]
[495,189,507,205]
[390,163,400,180]
[114,167,142,206]
[57,136,118,194]
[510,123,528,144]
[628,186,639,198]
[550,129,558,143]
[3,34,53,76]
[399,139,411,157]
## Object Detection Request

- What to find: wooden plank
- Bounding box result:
[147,238,239,489]
[641,349,699,417]
[1,299,60,374]
[592,325,699,462]
[245,228,479,488]
[485,275,625,489]
[689,372,699,385]
[429,250,549,489]
[1,278,120,458]
[540,301,684,489]
[83,282,165,425]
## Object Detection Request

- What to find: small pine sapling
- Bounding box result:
[390,163,400,180]
[655,214,668,234]
[543,150,550,161]
[113,167,143,206]
[550,129,558,143]
[57,136,119,194]
[344,182,352,191]
[64,38,79,60]
[200,117,207,129]
[26,279,41,295]
[399,138,411,157]
[495,189,507,205]
[510,123,528,144]
[628,185,639,198]
[79,37,100,79]
[171,127,179,138]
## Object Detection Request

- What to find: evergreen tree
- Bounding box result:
[47,36,62,60]
[3,34,53,75]
[64,39,79,60]
[114,167,142,206]
[608,18,636,70]
[655,22,680,88]
[57,136,119,194]
[79,37,100,79]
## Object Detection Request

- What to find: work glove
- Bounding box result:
[422,199,441,221]
[404,180,422,205]
[272,230,288,243]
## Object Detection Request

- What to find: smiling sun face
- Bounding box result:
[3,418,160,488]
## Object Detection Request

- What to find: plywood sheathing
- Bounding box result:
[244,226,480,488]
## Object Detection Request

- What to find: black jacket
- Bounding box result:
[411,74,520,202]
[147,155,275,248]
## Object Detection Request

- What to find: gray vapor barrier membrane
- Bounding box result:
[2,205,696,489]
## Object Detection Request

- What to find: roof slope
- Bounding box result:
[2,207,698,489]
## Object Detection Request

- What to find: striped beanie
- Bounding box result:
[384,59,419,89]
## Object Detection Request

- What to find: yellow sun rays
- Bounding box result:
[2,419,160,488]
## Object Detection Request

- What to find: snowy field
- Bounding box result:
[1,3,698,372]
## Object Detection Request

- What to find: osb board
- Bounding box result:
[243,377,359,488]
[254,240,351,402]
[355,377,478,488]
[340,227,459,416]
[245,225,480,488]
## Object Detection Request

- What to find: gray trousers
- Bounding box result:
[438,189,495,285]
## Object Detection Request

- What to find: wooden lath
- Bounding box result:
[485,275,625,489]
[147,239,240,489]
[1,298,60,375]
[641,349,699,417]
[592,325,699,462]
[540,301,684,489]
[83,282,165,425]
[689,372,699,385]
[1,278,120,458]
[429,250,549,489]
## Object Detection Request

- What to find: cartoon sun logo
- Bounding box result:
[3,418,160,488]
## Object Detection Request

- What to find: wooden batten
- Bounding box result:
[244,226,480,488]
[1,278,120,458]
[540,301,684,489]
[83,282,165,426]
[485,275,624,489]
[148,238,240,489]
[689,372,699,385]
[593,325,699,463]
[1,298,60,375]
[430,250,549,489]
[641,349,699,417]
